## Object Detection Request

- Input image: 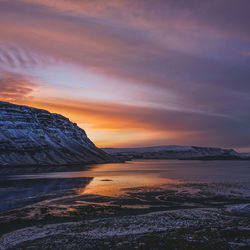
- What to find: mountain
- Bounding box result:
[0,101,115,167]
[102,145,249,160]
[241,152,250,158]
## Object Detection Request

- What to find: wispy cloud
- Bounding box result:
[0,71,36,102]
[20,97,250,149]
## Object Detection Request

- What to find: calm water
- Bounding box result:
[1,160,250,211]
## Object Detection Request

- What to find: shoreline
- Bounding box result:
[1,158,250,176]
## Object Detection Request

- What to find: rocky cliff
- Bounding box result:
[0,101,115,167]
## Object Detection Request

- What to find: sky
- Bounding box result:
[0,0,250,151]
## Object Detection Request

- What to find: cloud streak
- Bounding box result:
[21,97,250,149]
[0,71,36,102]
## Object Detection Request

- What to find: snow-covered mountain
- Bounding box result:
[0,101,115,167]
[102,145,248,160]
[241,152,250,158]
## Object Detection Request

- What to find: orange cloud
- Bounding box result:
[15,97,203,147]
[0,71,37,102]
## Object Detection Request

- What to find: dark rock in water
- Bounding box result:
[0,101,115,167]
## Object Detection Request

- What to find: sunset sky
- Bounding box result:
[0,0,250,151]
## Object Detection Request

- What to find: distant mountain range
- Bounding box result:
[102,145,250,160]
[0,102,115,167]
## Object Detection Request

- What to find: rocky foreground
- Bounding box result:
[0,102,114,167]
[0,182,249,249]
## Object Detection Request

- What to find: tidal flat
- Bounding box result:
[0,160,249,249]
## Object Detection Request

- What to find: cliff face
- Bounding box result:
[0,102,115,167]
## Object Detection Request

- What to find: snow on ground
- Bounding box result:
[0,208,246,249]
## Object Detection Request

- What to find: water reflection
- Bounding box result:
[2,160,250,211]
[82,176,180,197]
[0,177,92,211]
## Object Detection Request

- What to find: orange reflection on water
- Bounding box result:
[78,161,181,197]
